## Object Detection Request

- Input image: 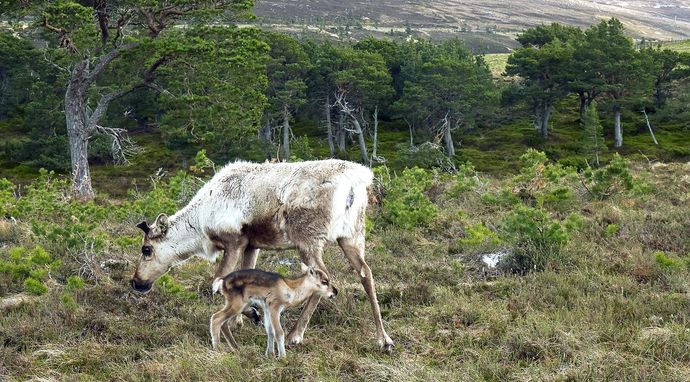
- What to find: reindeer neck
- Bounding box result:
[158,211,204,264]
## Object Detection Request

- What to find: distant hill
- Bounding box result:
[253,0,690,52]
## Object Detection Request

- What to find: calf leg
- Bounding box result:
[270,308,287,357]
[263,306,276,357]
[220,322,239,350]
[338,236,394,351]
[240,247,262,326]
[287,248,327,346]
[210,299,243,351]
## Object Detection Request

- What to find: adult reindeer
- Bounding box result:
[131,159,394,351]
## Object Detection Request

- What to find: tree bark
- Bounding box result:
[325,95,335,157]
[349,115,369,163]
[443,111,455,157]
[258,120,273,159]
[578,91,587,124]
[282,104,290,160]
[533,101,543,133]
[613,104,623,147]
[65,61,95,200]
[371,106,378,162]
[541,102,551,138]
[337,112,346,153]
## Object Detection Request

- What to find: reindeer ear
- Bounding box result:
[136,221,150,234]
[155,213,169,234]
[308,266,316,276]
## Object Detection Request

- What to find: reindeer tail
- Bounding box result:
[212,277,224,294]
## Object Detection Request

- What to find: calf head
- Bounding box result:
[303,265,338,299]
[131,213,171,293]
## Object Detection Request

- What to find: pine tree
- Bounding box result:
[582,101,606,167]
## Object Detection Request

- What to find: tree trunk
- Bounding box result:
[443,112,455,156]
[325,95,335,157]
[282,104,291,160]
[533,101,543,133]
[350,116,369,163]
[258,120,273,159]
[613,104,623,148]
[371,106,378,162]
[578,92,587,124]
[65,64,95,201]
[541,102,551,138]
[337,112,346,153]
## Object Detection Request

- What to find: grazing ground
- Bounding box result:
[0,155,688,381]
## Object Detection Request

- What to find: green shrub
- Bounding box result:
[189,149,215,176]
[60,293,78,310]
[0,245,60,294]
[447,163,481,197]
[23,277,48,295]
[459,223,500,250]
[500,205,581,273]
[512,149,577,212]
[654,251,682,269]
[290,136,315,161]
[580,154,634,200]
[603,224,619,237]
[66,275,85,290]
[382,167,438,228]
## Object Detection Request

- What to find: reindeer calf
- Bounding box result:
[211,267,337,357]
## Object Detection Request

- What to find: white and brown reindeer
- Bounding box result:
[210,266,337,357]
[131,159,394,351]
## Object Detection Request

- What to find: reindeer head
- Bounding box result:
[302,264,338,299]
[131,213,172,293]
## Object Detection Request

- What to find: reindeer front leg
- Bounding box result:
[213,234,248,329]
[213,235,248,278]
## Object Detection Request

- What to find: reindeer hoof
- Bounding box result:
[287,334,303,346]
[379,337,395,353]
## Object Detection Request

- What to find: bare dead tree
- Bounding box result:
[333,89,369,163]
[325,94,335,157]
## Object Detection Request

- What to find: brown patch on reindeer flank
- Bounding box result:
[241,214,292,250]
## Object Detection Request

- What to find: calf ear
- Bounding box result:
[136,221,150,234]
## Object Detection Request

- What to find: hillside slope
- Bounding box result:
[254,0,690,50]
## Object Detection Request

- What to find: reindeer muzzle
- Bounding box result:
[330,286,338,299]
[131,278,153,293]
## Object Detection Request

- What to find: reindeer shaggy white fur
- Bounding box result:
[132,159,394,351]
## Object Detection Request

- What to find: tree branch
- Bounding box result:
[42,14,78,53]
[94,125,142,165]
[85,42,139,86]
